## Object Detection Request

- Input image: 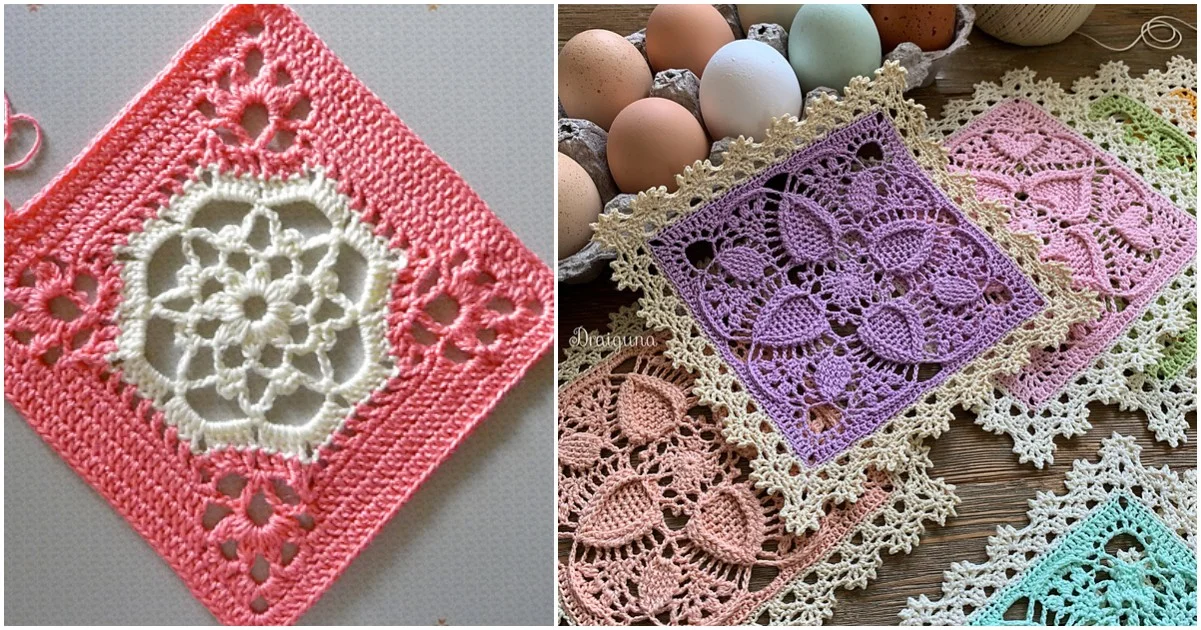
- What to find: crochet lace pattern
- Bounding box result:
[1073,60,1198,445]
[592,63,1097,534]
[4,6,552,625]
[1072,56,1198,139]
[932,64,1197,465]
[651,112,1047,467]
[901,434,1197,626]
[557,308,957,626]
[1172,88,1197,117]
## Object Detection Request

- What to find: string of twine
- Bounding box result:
[1074,15,1197,52]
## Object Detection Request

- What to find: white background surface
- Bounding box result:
[4,4,554,624]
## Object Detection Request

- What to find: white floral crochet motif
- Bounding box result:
[113,168,403,459]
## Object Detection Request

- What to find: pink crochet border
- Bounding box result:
[4,5,552,624]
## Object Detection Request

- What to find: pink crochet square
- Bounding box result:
[945,99,1195,406]
[4,5,551,625]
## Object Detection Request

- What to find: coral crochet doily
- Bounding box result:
[557,308,957,626]
[4,5,552,625]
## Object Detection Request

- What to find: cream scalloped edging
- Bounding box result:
[748,443,956,626]
[557,306,960,626]
[930,62,1197,465]
[969,264,1194,466]
[592,62,1099,534]
[900,433,1197,625]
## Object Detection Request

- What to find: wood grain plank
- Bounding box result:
[557,4,1197,625]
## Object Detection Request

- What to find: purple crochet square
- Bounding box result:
[649,113,1044,466]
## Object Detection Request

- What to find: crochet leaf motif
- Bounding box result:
[1090,94,1197,175]
[593,62,1096,534]
[931,63,1197,464]
[557,308,957,626]
[901,434,1198,626]
[3,5,552,625]
[650,113,1045,467]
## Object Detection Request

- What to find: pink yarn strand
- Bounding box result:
[4,94,43,172]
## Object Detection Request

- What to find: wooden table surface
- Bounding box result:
[557,4,1198,626]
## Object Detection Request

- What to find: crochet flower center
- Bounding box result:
[113,168,403,459]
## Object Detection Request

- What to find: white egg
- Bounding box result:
[699,39,803,142]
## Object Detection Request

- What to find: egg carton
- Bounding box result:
[556,4,974,283]
[885,4,975,90]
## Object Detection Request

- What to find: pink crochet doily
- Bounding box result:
[946,99,1195,406]
[4,5,552,625]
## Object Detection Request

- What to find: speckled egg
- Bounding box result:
[607,98,709,193]
[737,4,803,30]
[788,4,882,93]
[645,4,735,78]
[559,29,653,130]
[558,153,603,259]
[700,40,803,141]
[870,5,957,53]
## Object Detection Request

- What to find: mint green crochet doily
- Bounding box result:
[973,494,1197,626]
[902,434,1197,627]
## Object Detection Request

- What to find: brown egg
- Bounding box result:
[645,4,735,78]
[607,98,709,193]
[869,4,957,53]
[558,153,604,259]
[559,29,653,130]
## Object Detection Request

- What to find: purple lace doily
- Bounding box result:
[649,112,1045,465]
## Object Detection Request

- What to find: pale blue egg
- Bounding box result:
[788,4,882,93]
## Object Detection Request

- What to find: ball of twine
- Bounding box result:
[976,4,1096,46]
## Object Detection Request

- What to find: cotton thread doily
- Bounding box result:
[557,308,958,626]
[113,167,402,459]
[592,62,1098,534]
[649,113,1048,469]
[1072,56,1198,137]
[901,433,1197,626]
[3,5,552,624]
[932,66,1197,465]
